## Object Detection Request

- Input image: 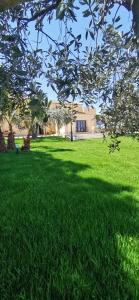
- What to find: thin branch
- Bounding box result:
[19,0,62,23]
[40,29,59,46]
[113,3,121,24]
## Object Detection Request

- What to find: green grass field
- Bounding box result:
[0,137,139,300]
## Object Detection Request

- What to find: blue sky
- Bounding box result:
[29,3,132,112]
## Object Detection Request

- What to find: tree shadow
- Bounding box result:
[32,146,75,153]
[0,149,138,300]
[32,136,65,143]
[49,148,75,153]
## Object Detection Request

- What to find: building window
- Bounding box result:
[76,120,86,132]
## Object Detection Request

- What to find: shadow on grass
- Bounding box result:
[0,149,138,300]
[32,136,66,143]
[48,148,75,153]
[32,146,75,153]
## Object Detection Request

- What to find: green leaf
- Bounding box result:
[85,30,88,40]
[83,10,91,17]
[89,31,94,40]
[77,34,81,41]
[68,9,77,21]
[2,34,16,42]
[115,24,122,29]
[115,16,120,23]
[77,87,81,96]
[51,85,57,92]
[89,19,92,28]
[56,4,65,20]
[12,45,23,58]
[69,40,75,46]
[16,70,28,76]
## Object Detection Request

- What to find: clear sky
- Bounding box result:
[28,3,132,112]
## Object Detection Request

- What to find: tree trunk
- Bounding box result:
[132,0,139,38]
[7,123,15,150]
[0,130,6,152]
[70,122,73,141]
[32,123,38,139]
[21,135,30,151]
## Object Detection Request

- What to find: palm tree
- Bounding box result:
[0,89,23,149]
[22,85,50,139]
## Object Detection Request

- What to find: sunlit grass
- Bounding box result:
[0,137,139,299]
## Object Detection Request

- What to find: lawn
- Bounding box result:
[0,137,139,300]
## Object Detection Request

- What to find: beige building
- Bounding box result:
[1,102,96,138]
[44,102,96,138]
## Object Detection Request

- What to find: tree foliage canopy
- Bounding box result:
[0,0,138,144]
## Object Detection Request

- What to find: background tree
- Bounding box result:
[102,81,139,136]
[80,26,139,144]
[21,84,49,138]
[49,105,76,140]
[0,88,25,149]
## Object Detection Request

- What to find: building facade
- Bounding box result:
[60,104,96,138]
[1,102,96,138]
